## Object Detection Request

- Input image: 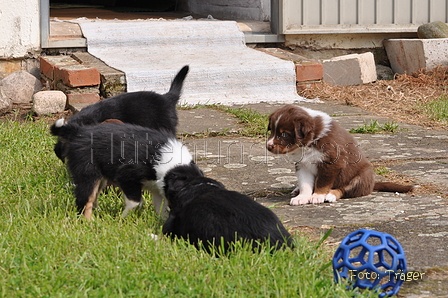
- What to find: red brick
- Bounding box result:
[295,62,323,82]
[54,65,100,88]
[40,56,78,80]
[66,93,100,105]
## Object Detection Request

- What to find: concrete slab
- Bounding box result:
[384,38,448,74]
[178,108,244,135]
[323,52,377,85]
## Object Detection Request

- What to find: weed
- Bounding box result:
[350,119,399,134]
[422,95,448,122]
[178,104,269,137]
[374,166,392,177]
[217,106,269,137]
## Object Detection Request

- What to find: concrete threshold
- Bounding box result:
[47,19,280,48]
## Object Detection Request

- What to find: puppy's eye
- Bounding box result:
[280,132,291,138]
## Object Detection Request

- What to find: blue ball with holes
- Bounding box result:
[332,229,407,297]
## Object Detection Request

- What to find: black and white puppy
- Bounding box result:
[162,163,294,253]
[51,121,192,220]
[53,65,189,162]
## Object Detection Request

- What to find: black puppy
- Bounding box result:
[51,121,193,220]
[162,163,294,253]
[53,65,189,162]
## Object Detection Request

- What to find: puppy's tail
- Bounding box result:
[165,65,189,102]
[50,118,80,141]
[373,182,418,193]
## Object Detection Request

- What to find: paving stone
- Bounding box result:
[384,38,448,74]
[177,101,448,296]
[323,52,377,85]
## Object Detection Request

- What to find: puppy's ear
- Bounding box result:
[190,160,205,176]
[294,118,314,146]
[267,115,272,132]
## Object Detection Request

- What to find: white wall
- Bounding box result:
[179,0,270,21]
[0,0,41,59]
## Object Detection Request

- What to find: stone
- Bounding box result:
[323,52,377,85]
[384,38,448,74]
[32,91,67,116]
[376,65,395,80]
[417,21,448,39]
[0,87,13,114]
[0,70,43,104]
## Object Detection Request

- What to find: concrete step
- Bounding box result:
[48,19,276,47]
[40,52,127,110]
[73,19,304,105]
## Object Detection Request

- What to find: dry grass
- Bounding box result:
[298,66,448,130]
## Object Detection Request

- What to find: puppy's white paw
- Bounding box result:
[310,193,326,204]
[290,194,311,205]
[291,186,300,196]
[324,193,337,202]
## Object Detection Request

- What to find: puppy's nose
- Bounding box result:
[266,141,274,151]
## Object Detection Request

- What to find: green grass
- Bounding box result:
[217,106,269,137]
[0,119,377,297]
[374,166,393,177]
[179,104,269,137]
[422,95,448,122]
[349,119,399,134]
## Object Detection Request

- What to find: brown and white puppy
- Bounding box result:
[266,104,416,205]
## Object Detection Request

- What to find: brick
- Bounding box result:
[295,62,323,82]
[54,64,100,88]
[257,48,323,82]
[296,80,322,91]
[72,52,126,97]
[40,56,78,80]
[66,93,100,105]
[55,81,99,95]
[323,52,377,86]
